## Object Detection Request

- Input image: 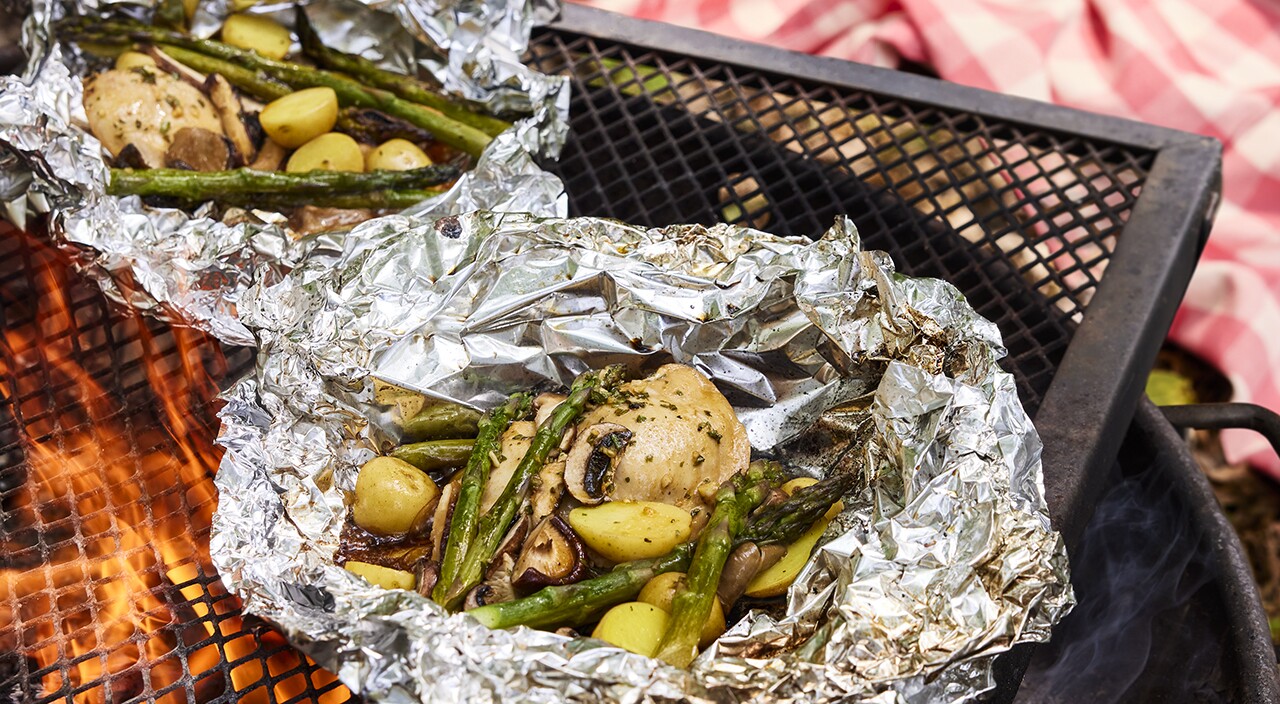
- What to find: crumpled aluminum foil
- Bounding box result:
[214,211,1074,704]
[0,0,568,345]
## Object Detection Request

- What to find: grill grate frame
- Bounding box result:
[0,6,1219,703]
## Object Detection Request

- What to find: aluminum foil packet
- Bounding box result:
[0,0,568,345]
[214,211,1074,704]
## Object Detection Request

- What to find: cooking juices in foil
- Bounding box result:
[0,0,568,345]
[215,212,1074,703]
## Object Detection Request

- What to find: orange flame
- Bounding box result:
[0,228,349,704]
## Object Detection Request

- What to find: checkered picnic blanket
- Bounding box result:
[578,0,1280,477]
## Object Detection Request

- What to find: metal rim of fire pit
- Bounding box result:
[0,4,1243,703]
[1144,400,1280,703]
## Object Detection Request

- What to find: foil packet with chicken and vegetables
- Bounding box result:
[0,0,566,344]
[214,211,1075,703]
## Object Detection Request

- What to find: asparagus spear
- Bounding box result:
[442,366,625,609]
[467,469,849,636]
[295,9,512,138]
[401,403,484,442]
[737,471,855,547]
[251,188,449,210]
[108,166,459,201]
[390,438,475,472]
[153,44,293,101]
[58,17,494,158]
[469,545,695,630]
[433,393,532,607]
[653,462,778,667]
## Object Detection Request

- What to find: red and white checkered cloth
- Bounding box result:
[578,0,1280,477]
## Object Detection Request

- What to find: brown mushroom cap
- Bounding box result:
[563,422,632,505]
[511,516,589,591]
[165,126,232,172]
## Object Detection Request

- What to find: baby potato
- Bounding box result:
[220,13,292,60]
[591,602,669,657]
[115,52,156,71]
[568,501,692,563]
[365,139,433,171]
[352,456,439,536]
[286,132,365,173]
[260,87,339,149]
[344,561,416,590]
[637,572,726,647]
[744,478,845,598]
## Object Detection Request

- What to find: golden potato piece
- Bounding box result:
[260,87,339,149]
[220,13,292,60]
[352,456,439,536]
[568,501,691,563]
[366,139,433,171]
[344,561,416,590]
[591,602,668,657]
[286,132,364,173]
[114,52,156,70]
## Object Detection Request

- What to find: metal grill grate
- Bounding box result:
[0,6,1218,703]
[527,31,1154,415]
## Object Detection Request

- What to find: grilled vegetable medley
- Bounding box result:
[341,364,853,668]
[58,6,512,226]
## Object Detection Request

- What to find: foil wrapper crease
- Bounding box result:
[214,212,1074,704]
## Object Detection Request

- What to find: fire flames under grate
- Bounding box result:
[0,14,1185,704]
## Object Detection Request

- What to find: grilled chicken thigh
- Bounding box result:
[84,68,223,168]
[575,364,749,510]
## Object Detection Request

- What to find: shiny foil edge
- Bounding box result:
[213,211,1074,704]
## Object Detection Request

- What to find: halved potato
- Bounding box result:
[115,52,156,70]
[220,13,292,60]
[591,602,668,657]
[744,478,844,598]
[568,501,691,563]
[260,87,339,149]
[286,132,364,173]
[638,571,726,647]
[344,561,416,590]
[352,456,439,536]
[366,138,432,171]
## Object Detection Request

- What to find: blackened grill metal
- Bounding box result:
[0,5,1219,703]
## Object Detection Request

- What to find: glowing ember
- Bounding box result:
[0,227,350,703]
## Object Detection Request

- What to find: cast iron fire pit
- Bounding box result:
[1,5,1259,703]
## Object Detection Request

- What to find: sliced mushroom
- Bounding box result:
[428,474,462,561]
[414,561,440,598]
[529,459,566,523]
[480,421,535,513]
[465,552,517,609]
[248,139,288,171]
[511,516,589,591]
[716,542,786,609]
[563,422,632,505]
[112,143,150,169]
[289,206,377,236]
[533,393,574,451]
[204,73,256,165]
[164,126,231,172]
[146,46,210,90]
[486,514,531,578]
[533,393,565,427]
